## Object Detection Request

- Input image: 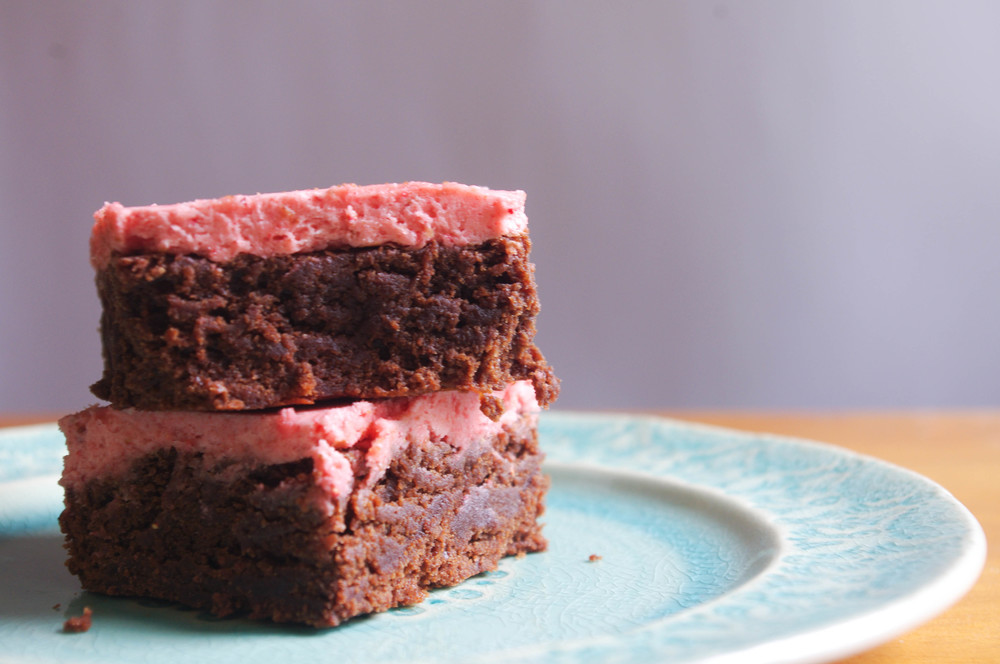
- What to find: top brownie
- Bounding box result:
[88,183,559,411]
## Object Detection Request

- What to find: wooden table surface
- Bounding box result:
[3,411,996,662]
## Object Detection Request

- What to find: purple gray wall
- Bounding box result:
[2,1,998,412]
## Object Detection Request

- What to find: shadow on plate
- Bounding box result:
[0,532,329,635]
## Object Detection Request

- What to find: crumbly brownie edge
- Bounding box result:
[90,236,559,411]
[59,419,547,627]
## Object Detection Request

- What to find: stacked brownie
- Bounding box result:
[59,182,559,627]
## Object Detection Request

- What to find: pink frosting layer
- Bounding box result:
[59,382,539,510]
[90,181,527,269]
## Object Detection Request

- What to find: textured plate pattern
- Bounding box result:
[0,413,985,664]
[538,413,986,663]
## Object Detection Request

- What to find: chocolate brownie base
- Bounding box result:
[59,424,548,627]
[91,236,558,411]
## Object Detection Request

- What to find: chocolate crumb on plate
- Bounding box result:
[62,607,92,633]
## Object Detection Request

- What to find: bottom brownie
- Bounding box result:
[59,415,547,627]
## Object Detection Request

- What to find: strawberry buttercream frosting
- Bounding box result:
[90,181,528,269]
[60,381,540,512]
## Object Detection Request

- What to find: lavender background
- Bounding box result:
[2,1,998,413]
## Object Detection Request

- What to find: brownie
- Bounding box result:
[59,419,547,627]
[65,182,558,629]
[91,236,559,411]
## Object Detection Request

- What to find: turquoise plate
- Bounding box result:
[0,413,985,663]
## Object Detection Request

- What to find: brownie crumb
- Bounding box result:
[62,607,92,633]
[588,554,602,562]
[478,392,503,421]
